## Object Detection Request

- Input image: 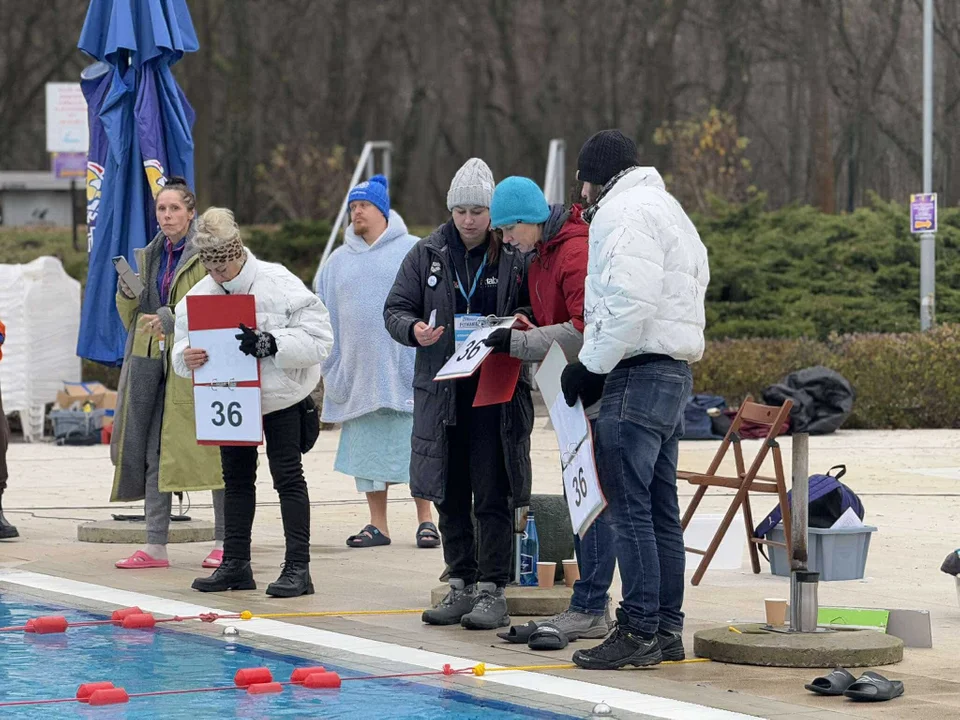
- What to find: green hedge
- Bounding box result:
[699,195,960,340]
[694,324,960,429]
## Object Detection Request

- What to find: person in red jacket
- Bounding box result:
[0,319,18,539]
[485,176,615,643]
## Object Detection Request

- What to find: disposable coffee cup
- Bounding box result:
[562,559,580,587]
[537,562,556,588]
[765,598,787,626]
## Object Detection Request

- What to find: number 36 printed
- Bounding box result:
[569,465,588,506]
[210,401,242,428]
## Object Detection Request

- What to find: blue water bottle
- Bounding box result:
[519,511,539,586]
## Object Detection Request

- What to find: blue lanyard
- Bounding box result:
[454,254,487,313]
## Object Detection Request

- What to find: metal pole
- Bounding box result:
[789,433,810,631]
[920,0,935,330]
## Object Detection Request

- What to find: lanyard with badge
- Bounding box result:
[453,254,487,350]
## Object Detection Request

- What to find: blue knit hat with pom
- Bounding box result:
[490,176,550,229]
[348,174,390,220]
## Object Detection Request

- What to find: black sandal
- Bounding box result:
[805,667,857,696]
[416,522,441,549]
[843,671,904,702]
[346,524,391,548]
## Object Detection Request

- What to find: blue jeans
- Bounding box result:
[569,421,618,615]
[594,360,691,636]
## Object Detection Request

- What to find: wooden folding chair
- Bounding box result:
[679,397,794,586]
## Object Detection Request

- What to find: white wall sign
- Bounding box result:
[46,83,89,153]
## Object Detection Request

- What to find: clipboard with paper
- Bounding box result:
[535,342,607,538]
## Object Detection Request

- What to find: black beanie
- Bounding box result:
[577,130,639,186]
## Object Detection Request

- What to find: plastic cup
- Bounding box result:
[562,559,580,587]
[765,598,787,626]
[537,562,556,588]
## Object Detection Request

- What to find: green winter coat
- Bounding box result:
[110,229,223,500]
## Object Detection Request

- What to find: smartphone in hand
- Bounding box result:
[112,256,145,297]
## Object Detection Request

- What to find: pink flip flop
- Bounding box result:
[115,550,170,569]
[202,549,223,569]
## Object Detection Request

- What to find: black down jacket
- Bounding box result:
[762,366,855,435]
[383,221,534,508]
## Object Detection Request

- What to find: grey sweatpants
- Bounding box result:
[143,392,224,545]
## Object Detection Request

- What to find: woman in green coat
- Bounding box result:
[111,178,224,570]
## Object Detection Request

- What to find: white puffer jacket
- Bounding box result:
[173,249,333,414]
[580,167,709,374]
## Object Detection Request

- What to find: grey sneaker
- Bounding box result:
[461,582,510,630]
[422,579,476,626]
[543,608,612,640]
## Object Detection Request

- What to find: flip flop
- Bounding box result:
[416,522,441,549]
[843,671,904,702]
[528,623,569,651]
[115,550,170,569]
[497,620,540,644]
[202,549,223,569]
[805,667,858,696]
[346,524,391,548]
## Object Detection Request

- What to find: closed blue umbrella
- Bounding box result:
[76,0,198,365]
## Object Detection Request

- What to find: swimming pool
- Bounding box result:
[0,592,576,719]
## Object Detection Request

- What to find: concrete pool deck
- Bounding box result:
[2,424,960,719]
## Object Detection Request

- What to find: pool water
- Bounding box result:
[0,593,575,719]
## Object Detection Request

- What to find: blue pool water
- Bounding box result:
[0,593,575,719]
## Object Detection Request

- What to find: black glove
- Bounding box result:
[236,323,278,358]
[514,306,537,326]
[482,328,512,354]
[561,361,606,408]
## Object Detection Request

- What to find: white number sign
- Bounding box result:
[434,317,516,381]
[559,430,605,537]
[194,386,263,444]
[536,343,607,537]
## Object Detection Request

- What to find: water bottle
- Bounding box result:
[519,511,539,586]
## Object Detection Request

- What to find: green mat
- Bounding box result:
[818,607,889,631]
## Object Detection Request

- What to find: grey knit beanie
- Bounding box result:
[447,158,495,211]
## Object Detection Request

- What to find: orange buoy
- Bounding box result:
[111,607,143,625]
[247,682,283,695]
[290,667,326,683]
[303,672,341,689]
[76,682,115,701]
[234,667,273,688]
[31,616,69,634]
[121,613,156,629]
[24,619,36,633]
[88,688,129,706]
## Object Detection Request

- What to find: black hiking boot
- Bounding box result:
[657,627,685,662]
[192,559,256,592]
[0,511,19,540]
[265,561,314,598]
[572,609,663,670]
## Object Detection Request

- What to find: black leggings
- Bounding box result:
[221,403,310,564]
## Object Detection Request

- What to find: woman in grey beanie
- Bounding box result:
[384,158,534,632]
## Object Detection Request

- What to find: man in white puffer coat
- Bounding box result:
[560,130,709,670]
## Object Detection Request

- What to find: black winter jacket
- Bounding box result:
[383,220,534,509]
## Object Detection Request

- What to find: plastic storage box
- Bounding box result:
[49,409,108,439]
[766,523,877,581]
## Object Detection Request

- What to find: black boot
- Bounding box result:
[266,561,314,598]
[191,559,256,592]
[572,608,663,670]
[0,511,18,540]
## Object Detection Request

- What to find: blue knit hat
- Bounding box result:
[348,174,390,220]
[490,176,550,229]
